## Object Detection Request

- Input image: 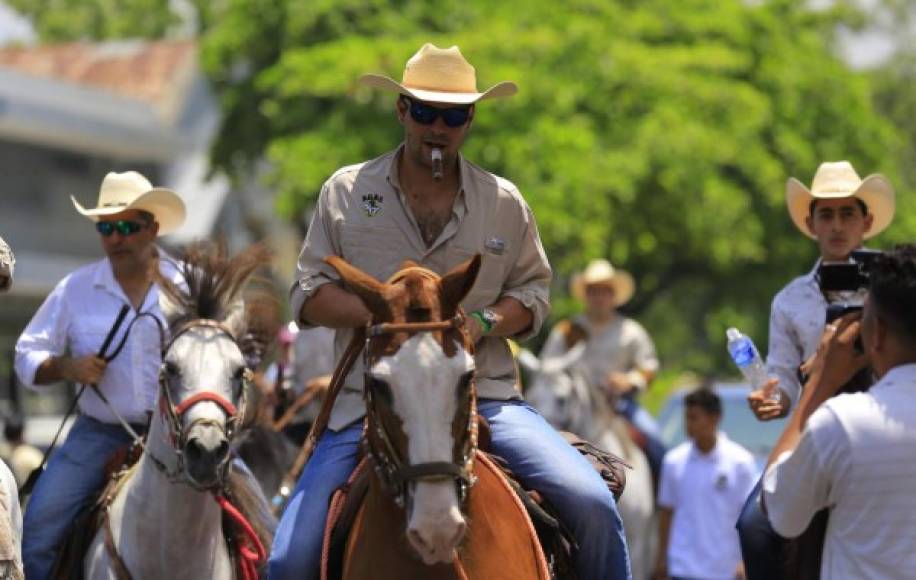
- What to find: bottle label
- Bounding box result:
[732,341,756,367]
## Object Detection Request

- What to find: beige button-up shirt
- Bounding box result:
[539,314,659,392]
[291,145,552,430]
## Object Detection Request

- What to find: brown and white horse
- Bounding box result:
[321,256,550,580]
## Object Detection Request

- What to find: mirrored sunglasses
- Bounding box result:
[96,220,146,237]
[402,97,471,128]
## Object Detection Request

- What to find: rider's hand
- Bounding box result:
[747,378,789,421]
[60,355,107,384]
[807,313,869,399]
[606,372,634,396]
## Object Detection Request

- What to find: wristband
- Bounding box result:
[469,311,492,335]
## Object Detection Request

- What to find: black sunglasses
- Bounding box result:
[96,220,147,237]
[402,97,472,128]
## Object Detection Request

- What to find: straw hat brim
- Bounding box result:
[359,74,518,105]
[571,270,635,307]
[786,174,895,240]
[71,188,187,236]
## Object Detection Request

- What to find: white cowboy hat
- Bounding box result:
[570,259,635,307]
[71,171,186,236]
[359,43,517,105]
[786,161,895,240]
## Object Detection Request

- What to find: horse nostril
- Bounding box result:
[214,439,229,462]
[185,437,206,464]
[408,529,430,553]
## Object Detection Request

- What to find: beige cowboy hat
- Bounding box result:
[786,161,895,240]
[0,235,13,292]
[570,259,635,307]
[359,43,517,105]
[71,171,186,236]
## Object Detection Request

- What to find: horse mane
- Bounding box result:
[226,464,277,571]
[158,241,271,331]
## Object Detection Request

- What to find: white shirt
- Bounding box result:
[658,432,758,579]
[763,364,916,579]
[15,255,182,424]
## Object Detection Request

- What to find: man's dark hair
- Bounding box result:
[868,244,916,344]
[3,414,24,442]
[137,210,155,226]
[684,387,722,416]
[809,198,868,217]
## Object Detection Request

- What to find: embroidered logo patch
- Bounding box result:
[362,193,384,217]
[485,236,507,255]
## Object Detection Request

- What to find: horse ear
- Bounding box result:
[440,255,482,315]
[324,256,389,317]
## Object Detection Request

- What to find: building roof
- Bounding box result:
[0,39,198,121]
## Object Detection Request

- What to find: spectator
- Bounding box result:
[2,416,41,489]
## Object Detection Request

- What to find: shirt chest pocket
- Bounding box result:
[72,313,119,357]
[446,245,509,310]
[339,224,416,281]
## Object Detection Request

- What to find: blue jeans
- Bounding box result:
[736,478,784,580]
[269,399,631,580]
[23,414,138,580]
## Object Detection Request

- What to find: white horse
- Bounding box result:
[84,244,275,579]
[520,346,657,580]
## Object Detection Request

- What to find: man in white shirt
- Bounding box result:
[655,387,757,580]
[14,171,185,579]
[763,244,916,578]
[737,161,895,579]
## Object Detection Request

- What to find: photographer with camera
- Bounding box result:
[737,161,896,579]
[762,244,916,577]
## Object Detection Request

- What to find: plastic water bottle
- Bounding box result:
[726,328,771,395]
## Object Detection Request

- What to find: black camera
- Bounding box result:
[818,249,882,324]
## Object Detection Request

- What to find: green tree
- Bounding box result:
[15,0,911,385]
[6,0,178,41]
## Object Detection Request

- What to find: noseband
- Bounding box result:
[363,313,479,508]
[156,318,250,488]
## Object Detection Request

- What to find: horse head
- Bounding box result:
[522,342,597,439]
[326,254,481,566]
[156,243,270,490]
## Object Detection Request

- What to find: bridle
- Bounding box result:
[154,318,251,490]
[362,313,479,509]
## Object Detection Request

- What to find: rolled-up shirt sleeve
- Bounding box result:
[763,405,849,537]
[290,182,344,327]
[766,296,803,406]
[501,203,551,341]
[15,278,70,389]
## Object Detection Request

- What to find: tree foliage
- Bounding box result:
[7,0,178,41]
[15,0,912,379]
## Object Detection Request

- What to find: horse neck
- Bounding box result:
[120,402,227,565]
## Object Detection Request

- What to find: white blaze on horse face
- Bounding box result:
[371,332,474,564]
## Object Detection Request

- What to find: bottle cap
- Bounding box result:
[726,327,741,341]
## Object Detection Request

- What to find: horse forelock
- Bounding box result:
[158,242,270,333]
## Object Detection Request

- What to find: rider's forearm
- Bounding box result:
[34,356,71,385]
[300,283,372,329]
[484,296,532,338]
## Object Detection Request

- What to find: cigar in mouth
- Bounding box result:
[431,147,444,181]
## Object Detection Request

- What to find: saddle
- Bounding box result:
[50,443,142,580]
[321,418,629,580]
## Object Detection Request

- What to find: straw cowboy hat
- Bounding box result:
[786,161,895,240]
[571,259,635,307]
[359,43,517,105]
[71,171,186,236]
[0,235,14,292]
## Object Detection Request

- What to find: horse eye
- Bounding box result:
[233,366,248,381]
[163,361,180,377]
[368,377,393,406]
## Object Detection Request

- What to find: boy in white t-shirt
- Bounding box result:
[655,388,758,580]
